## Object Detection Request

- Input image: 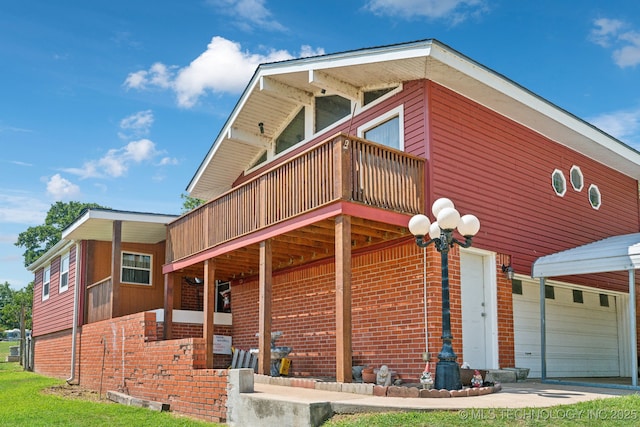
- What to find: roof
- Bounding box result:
[187,38,640,201]
[27,209,178,271]
[532,233,640,277]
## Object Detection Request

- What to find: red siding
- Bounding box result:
[427,81,640,283]
[32,245,77,337]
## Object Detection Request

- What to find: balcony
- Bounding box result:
[166,133,425,277]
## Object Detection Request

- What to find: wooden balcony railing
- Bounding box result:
[166,134,425,263]
[86,276,112,324]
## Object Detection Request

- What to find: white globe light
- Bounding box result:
[408,214,431,236]
[457,214,480,237]
[429,221,441,240]
[437,207,460,230]
[431,198,454,218]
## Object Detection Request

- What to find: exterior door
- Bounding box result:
[460,251,493,369]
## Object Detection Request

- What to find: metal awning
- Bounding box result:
[532,232,640,277]
[532,232,640,388]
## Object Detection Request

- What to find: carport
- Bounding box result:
[532,232,640,389]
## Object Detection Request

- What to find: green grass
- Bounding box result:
[0,363,220,426]
[322,394,640,427]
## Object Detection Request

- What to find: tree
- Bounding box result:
[180,193,205,213]
[0,281,33,331]
[15,201,107,267]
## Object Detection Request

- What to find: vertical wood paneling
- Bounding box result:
[166,134,424,263]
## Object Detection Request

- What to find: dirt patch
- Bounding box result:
[42,383,113,403]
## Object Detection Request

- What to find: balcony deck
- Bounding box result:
[165,134,425,279]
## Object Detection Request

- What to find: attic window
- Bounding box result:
[276,108,305,154]
[315,95,350,132]
[570,166,583,191]
[589,184,601,210]
[364,87,397,105]
[551,169,566,196]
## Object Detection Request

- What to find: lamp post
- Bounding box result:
[409,198,480,390]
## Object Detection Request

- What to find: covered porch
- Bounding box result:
[162,133,426,381]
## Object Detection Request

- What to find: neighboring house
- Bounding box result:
[28,39,640,422]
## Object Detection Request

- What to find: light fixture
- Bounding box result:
[501,264,515,280]
[409,198,480,391]
[183,276,203,286]
[258,122,264,134]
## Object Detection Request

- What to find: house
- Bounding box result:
[29,39,640,422]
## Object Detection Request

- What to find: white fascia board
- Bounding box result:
[27,239,75,272]
[429,43,640,171]
[61,209,177,240]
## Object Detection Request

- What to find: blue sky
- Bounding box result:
[1,0,639,290]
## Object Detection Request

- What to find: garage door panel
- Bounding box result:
[513,280,620,378]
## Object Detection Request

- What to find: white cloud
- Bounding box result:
[124,36,324,108]
[46,174,81,200]
[158,156,178,166]
[589,107,640,147]
[364,0,486,22]
[62,139,160,179]
[207,0,286,32]
[0,192,49,224]
[590,18,640,68]
[119,110,154,139]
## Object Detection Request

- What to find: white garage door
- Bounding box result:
[513,279,620,378]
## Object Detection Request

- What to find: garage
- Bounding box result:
[513,278,622,378]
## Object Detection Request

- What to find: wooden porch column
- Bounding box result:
[203,259,216,369]
[258,240,273,375]
[110,220,122,319]
[163,272,174,340]
[335,214,352,383]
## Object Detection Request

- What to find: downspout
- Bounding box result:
[66,241,81,384]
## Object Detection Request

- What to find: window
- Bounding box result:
[363,87,396,106]
[315,95,350,132]
[551,169,566,196]
[357,106,404,150]
[572,289,583,303]
[544,285,555,299]
[216,281,231,313]
[59,252,70,293]
[511,280,522,295]
[589,184,601,209]
[275,108,305,154]
[121,252,152,285]
[570,166,583,191]
[42,266,51,301]
[599,293,609,307]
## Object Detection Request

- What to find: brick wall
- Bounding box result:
[33,329,80,379]
[155,322,233,369]
[230,240,515,383]
[78,312,228,423]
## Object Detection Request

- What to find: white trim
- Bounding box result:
[61,209,177,240]
[121,251,153,286]
[42,265,51,301]
[551,169,566,197]
[59,251,70,293]
[570,165,584,192]
[151,309,233,326]
[588,184,601,210]
[356,105,405,151]
[27,240,74,272]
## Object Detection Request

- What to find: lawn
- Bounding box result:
[323,394,640,427]
[0,362,221,426]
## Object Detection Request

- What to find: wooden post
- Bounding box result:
[203,260,216,369]
[258,240,273,375]
[335,214,352,383]
[163,272,174,340]
[110,220,122,319]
